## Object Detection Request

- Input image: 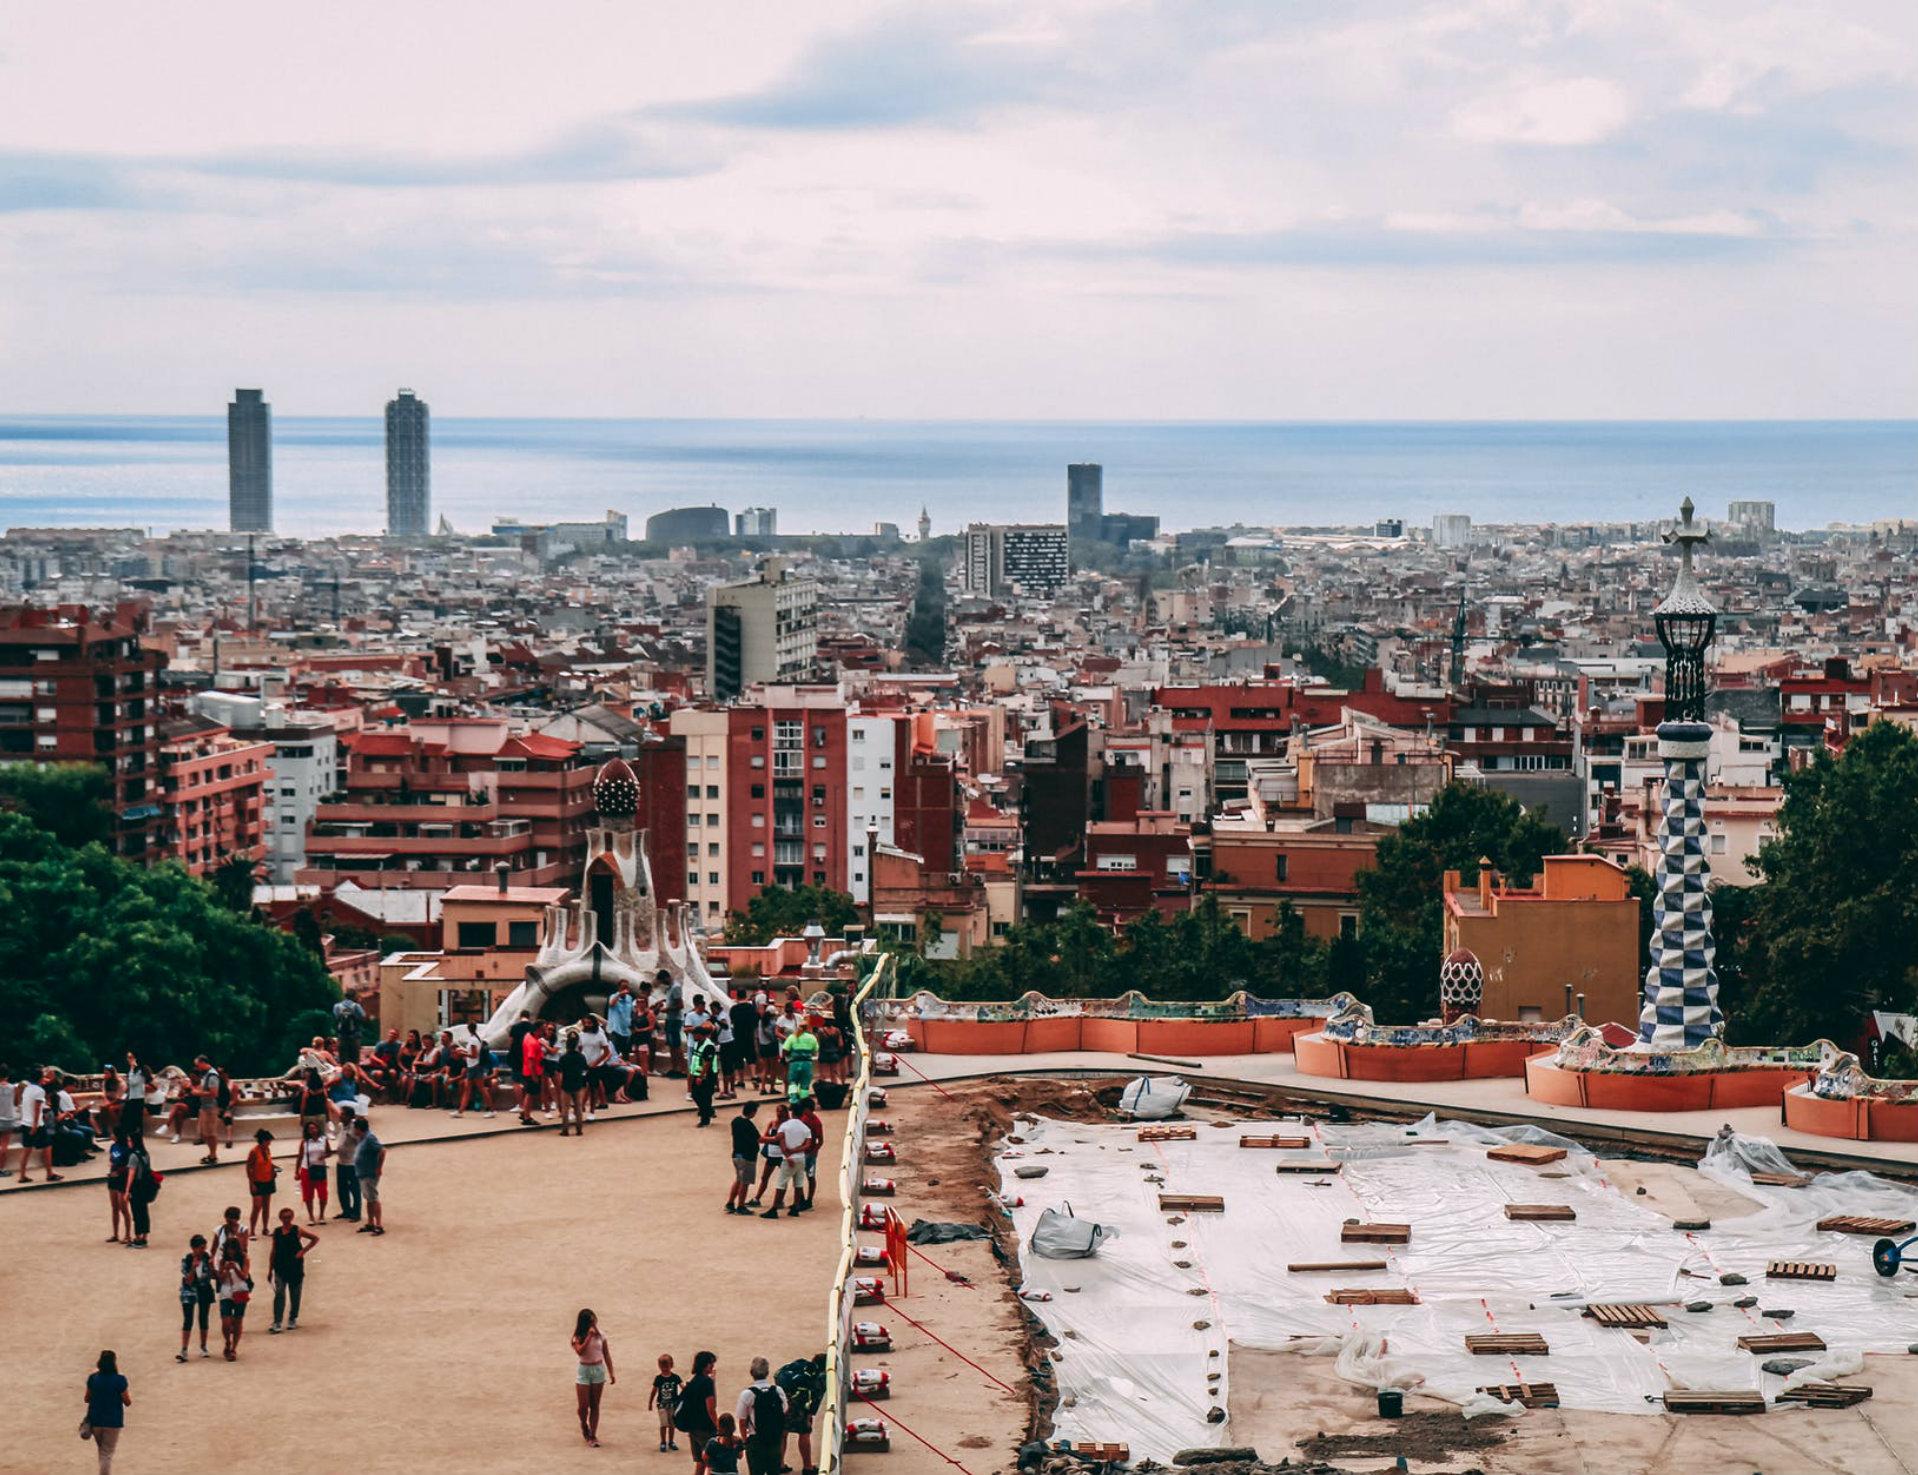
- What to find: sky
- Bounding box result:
[0,1,1913,420]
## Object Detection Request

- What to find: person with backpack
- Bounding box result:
[774,1354,826,1475]
[675,1350,719,1473]
[332,990,368,1065]
[176,1233,215,1360]
[190,1056,222,1165]
[124,1137,157,1249]
[733,1357,787,1475]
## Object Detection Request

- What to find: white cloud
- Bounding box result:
[1450,76,1635,145]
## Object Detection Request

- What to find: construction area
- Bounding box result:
[844,1066,1918,1475]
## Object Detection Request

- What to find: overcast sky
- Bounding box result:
[1,1,1912,419]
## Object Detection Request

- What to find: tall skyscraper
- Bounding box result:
[227,389,272,533]
[1067,463,1104,544]
[385,389,430,536]
[706,557,819,700]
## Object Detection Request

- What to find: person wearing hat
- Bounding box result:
[687,1022,720,1128]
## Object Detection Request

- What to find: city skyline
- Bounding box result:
[2,3,1914,421]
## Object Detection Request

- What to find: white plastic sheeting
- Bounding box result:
[999,1115,1918,1463]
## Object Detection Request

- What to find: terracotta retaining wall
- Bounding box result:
[900,1013,1319,1056]
[1784,1086,1918,1143]
[1292,1031,1554,1082]
[1525,1057,1813,1111]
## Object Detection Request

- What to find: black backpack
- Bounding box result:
[749,1383,786,1441]
[775,1356,824,1419]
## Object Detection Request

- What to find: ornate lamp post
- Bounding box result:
[1638,499,1724,1048]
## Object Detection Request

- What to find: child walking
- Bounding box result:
[650,1352,684,1452]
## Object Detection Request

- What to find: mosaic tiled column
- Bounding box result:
[1637,721,1723,1048]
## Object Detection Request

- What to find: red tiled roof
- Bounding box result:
[501,733,580,761]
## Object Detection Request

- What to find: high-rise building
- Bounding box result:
[735,507,777,538]
[1432,513,1472,549]
[1067,463,1104,545]
[962,523,1070,598]
[157,714,272,877]
[722,688,850,897]
[1726,500,1775,534]
[0,603,165,863]
[227,389,272,533]
[706,558,819,701]
[384,389,430,537]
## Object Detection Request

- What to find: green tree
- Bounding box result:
[0,762,114,849]
[724,883,861,945]
[291,907,327,958]
[0,811,337,1076]
[209,852,260,914]
[903,559,948,668]
[1355,782,1565,1023]
[1736,722,1918,1045]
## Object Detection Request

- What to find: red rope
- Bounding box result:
[886,1050,959,1100]
[884,1302,1021,1396]
[850,1387,979,1474]
[906,1243,977,1286]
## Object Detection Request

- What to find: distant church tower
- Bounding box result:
[917,506,932,543]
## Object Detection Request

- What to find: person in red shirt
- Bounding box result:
[796,1097,826,1212]
[519,1023,545,1126]
[244,1130,277,1237]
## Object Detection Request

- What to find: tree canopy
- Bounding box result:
[1730,720,1918,1046]
[902,559,948,668]
[0,762,114,849]
[0,810,339,1076]
[724,883,862,946]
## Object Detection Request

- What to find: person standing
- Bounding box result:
[517,1019,544,1126]
[733,1357,788,1475]
[725,1101,759,1215]
[266,1207,317,1333]
[557,1031,589,1137]
[15,1066,56,1183]
[331,1106,362,1222]
[606,983,635,1063]
[244,1129,277,1237]
[457,1024,498,1118]
[704,1414,743,1475]
[124,1136,156,1249]
[296,1119,331,1223]
[190,1056,222,1165]
[760,1112,812,1219]
[650,1352,684,1452]
[0,1061,18,1174]
[119,1052,148,1147]
[216,1238,252,1360]
[332,989,368,1065]
[781,1018,819,1105]
[576,1014,612,1119]
[351,1117,386,1236]
[688,1022,720,1127]
[105,1128,133,1243]
[663,972,686,1077]
[795,1096,825,1213]
[570,1308,616,1447]
[82,1350,130,1474]
[176,1233,215,1360]
[677,1351,720,1474]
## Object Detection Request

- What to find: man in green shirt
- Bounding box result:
[688,1023,720,1127]
[781,1019,819,1104]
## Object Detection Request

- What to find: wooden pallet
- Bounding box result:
[1288,1260,1389,1273]
[1466,1332,1549,1356]
[1506,1203,1577,1222]
[1584,1303,1669,1330]
[1663,1391,1766,1416]
[1738,1331,1827,1353]
[1817,1215,1915,1236]
[1766,1260,1837,1282]
[1138,1126,1197,1143]
[1158,1194,1225,1213]
[1325,1288,1421,1305]
[1274,1160,1343,1174]
[1487,1144,1568,1166]
[1478,1382,1560,1409]
[1776,1383,1873,1408]
[1066,1444,1131,1463]
[1240,1135,1312,1149]
[1750,1171,1811,1187]
[1342,1222,1411,1244]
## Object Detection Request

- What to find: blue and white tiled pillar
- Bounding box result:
[1637,720,1723,1048]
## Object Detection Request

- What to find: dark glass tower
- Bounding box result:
[227,389,272,533]
[1067,462,1103,544]
[385,389,430,537]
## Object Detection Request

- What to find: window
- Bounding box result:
[751,813,765,828]
[1711,833,1728,854]
[812,755,826,769]
[705,754,719,768]
[812,785,827,805]
[813,871,826,884]
[706,785,719,799]
[750,755,765,769]
[707,843,720,857]
[686,783,700,798]
[687,812,700,827]
[853,844,865,857]
[1491,726,1506,742]
[689,872,700,889]
[813,843,827,860]
[751,727,764,741]
[1516,1006,1543,1022]
[456,921,495,949]
[879,788,892,801]
[852,728,865,742]
[813,727,827,748]
[852,757,866,772]
[753,842,765,857]
[1339,913,1358,940]
[507,920,539,948]
[708,872,720,885]
[1275,854,1289,882]
[752,870,765,885]
[751,784,765,799]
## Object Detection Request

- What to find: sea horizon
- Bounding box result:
[1,414,1913,539]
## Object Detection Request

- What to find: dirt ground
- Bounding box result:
[0,1104,845,1475]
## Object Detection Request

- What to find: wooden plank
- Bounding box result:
[1273,1160,1343,1174]
[1776,1383,1873,1408]
[1738,1331,1827,1353]
[1466,1332,1549,1356]
[1478,1382,1560,1409]
[1584,1304,1668,1330]
[1325,1288,1421,1305]
[1287,1260,1389,1273]
[1068,1444,1131,1463]
[1487,1144,1568,1166]
[1138,1126,1197,1143]
[1750,1171,1811,1187]
[1505,1204,1577,1222]
[1663,1391,1766,1416]
[1342,1222,1411,1244]
[1817,1215,1915,1236]
[1240,1135,1312,1149]
[1158,1194,1225,1213]
[1766,1260,1837,1282]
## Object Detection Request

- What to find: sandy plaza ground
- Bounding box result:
[1,1099,846,1475]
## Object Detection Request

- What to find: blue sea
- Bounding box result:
[0,416,1911,537]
